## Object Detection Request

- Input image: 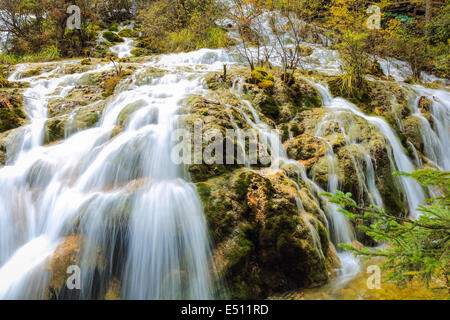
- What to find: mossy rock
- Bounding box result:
[418,96,432,112]
[255,93,280,120]
[102,76,122,97]
[80,58,91,65]
[44,102,104,144]
[250,68,274,84]
[103,31,124,43]
[18,66,43,78]
[257,79,275,92]
[401,116,424,152]
[0,93,26,133]
[117,28,136,38]
[327,75,370,105]
[0,77,10,88]
[366,60,383,77]
[109,23,119,32]
[130,48,147,57]
[204,169,331,299]
[48,87,102,117]
[117,99,148,126]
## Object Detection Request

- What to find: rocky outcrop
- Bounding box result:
[44,101,106,144]
[185,70,339,298]
[0,92,26,133]
[197,169,335,299]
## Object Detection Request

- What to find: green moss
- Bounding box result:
[103,31,124,43]
[317,221,329,253]
[20,66,42,78]
[250,68,274,84]
[0,94,26,133]
[103,76,122,97]
[327,75,370,105]
[0,78,10,88]
[117,28,136,38]
[117,99,146,126]
[109,23,119,32]
[258,79,275,92]
[259,94,280,120]
[366,60,383,77]
[130,48,147,57]
[226,223,255,268]
[80,58,91,65]
[44,117,66,143]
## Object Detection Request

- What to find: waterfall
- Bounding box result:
[230,78,357,267]
[312,82,426,218]
[0,49,238,299]
[0,11,448,298]
[408,85,450,171]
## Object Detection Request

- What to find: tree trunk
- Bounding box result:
[425,0,431,36]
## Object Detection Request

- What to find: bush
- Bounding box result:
[324,168,450,290]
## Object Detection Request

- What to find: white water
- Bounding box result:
[0,50,237,299]
[0,10,448,299]
[312,82,426,218]
[407,85,450,171]
[231,79,358,277]
[110,37,134,58]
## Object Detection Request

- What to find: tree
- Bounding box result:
[228,0,267,70]
[269,9,307,83]
[324,168,450,292]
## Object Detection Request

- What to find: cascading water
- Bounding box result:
[312,82,426,218]
[231,78,358,280]
[0,50,240,299]
[0,10,448,299]
[109,24,135,59]
[407,85,450,171]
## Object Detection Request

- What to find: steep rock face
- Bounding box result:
[183,70,339,298]
[197,169,336,299]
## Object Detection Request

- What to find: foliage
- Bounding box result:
[0,45,60,64]
[323,168,450,291]
[137,0,228,53]
[337,31,370,90]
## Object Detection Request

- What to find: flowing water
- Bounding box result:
[0,51,237,299]
[311,83,426,218]
[0,16,448,299]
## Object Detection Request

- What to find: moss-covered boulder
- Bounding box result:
[179,95,252,182]
[198,169,334,299]
[103,31,124,43]
[117,28,137,38]
[0,93,26,133]
[402,116,424,152]
[44,101,105,144]
[48,86,103,117]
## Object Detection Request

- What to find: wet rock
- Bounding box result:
[103,31,124,43]
[48,86,103,117]
[200,169,333,299]
[44,101,105,144]
[0,93,27,133]
[286,135,328,170]
[402,116,424,152]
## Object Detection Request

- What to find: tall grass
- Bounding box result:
[0,45,60,65]
[165,26,231,52]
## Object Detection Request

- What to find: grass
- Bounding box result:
[0,45,60,65]
[165,26,233,52]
